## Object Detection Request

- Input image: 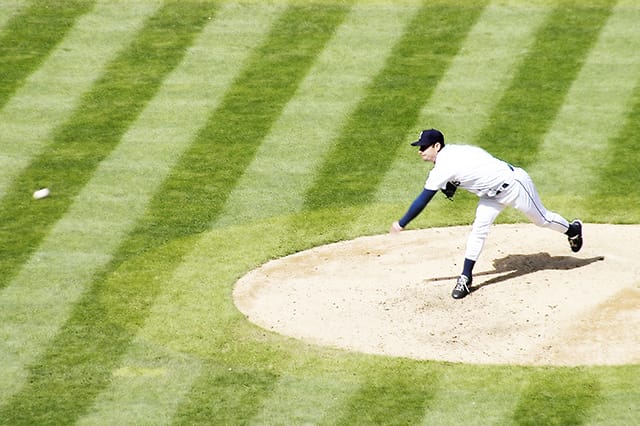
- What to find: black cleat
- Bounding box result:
[452,275,471,299]
[568,219,583,253]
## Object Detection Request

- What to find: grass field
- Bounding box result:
[0,0,639,424]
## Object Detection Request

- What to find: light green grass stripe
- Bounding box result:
[248,374,361,425]
[420,367,525,425]
[0,2,284,406]
[214,2,419,227]
[0,0,27,30]
[375,1,549,204]
[0,0,161,200]
[529,0,640,196]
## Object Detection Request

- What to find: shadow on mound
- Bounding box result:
[428,252,606,294]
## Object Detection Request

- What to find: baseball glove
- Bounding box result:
[441,181,458,200]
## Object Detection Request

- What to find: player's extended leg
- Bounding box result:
[510,168,583,252]
[452,198,504,299]
[511,169,569,232]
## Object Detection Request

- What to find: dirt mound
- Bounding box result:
[234,224,640,366]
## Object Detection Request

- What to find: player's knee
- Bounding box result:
[470,222,491,239]
[529,213,554,228]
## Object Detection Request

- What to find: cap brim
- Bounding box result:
[410,140,422,146]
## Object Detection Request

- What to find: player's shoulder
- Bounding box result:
[446,143,482,150]
[437,144,495,168]
[441,144,486,156]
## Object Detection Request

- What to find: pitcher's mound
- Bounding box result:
[234,224,640,366]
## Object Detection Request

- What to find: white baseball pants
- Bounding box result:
[464,167,570,261]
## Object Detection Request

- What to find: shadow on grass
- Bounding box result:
[427,252,605,294]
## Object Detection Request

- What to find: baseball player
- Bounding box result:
[390,129,583,299]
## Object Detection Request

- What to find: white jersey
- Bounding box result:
[424,144,514,198]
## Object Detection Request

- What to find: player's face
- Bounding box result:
[418,143,438,162]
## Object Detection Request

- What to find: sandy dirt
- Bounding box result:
[233,224,640,366]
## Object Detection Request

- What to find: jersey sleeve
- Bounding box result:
[424,164,452,191]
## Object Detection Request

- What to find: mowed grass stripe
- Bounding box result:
[0,0,94,109]
[0,0,213,290]
[576,365,640,423]
[530,0,640,201]
[247,373,362,425]
[215,2,419,227]
[511,369,600,425]
[0,1,218,413]
[332,361,439,425]
[420,366,527,425]
[303,2,487,211]
[590,74,640,222]
[475,0,615,166]
[377,1,549,204]
[173,362,283,424]
[0,0,162,200]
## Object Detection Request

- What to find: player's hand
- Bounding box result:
[389,221,403,234]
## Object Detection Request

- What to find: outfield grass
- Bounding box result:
[0,0,638,424]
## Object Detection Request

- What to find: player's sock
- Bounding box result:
[462,258,475,279]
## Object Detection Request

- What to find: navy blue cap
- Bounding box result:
[410,129,444,147]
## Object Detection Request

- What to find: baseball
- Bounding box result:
[33,188,50,200]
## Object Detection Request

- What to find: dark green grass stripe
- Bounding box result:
[171,362,281,424]
[331,360,439,425]
[0,0,217,291]
[474,1,615,166]
[589,82,640,222]
[511,368,601,425]
[0,5,349,423]
[303,2,487,211]
[0,0,95,109]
